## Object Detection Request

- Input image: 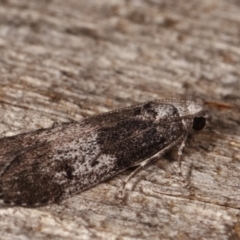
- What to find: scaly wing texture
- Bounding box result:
[0,101,184,206]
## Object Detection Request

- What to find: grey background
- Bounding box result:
[0,0,240,239]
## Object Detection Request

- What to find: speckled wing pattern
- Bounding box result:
[0,100,209,206]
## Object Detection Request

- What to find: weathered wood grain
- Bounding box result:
[0,0,240,239]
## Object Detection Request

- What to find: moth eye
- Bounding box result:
[192,117,206,131]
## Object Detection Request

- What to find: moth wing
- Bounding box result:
[0,101,184,206]
[0,124,101,206]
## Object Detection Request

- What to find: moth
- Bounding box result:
[0,99,209,206]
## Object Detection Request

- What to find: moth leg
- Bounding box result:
[118,162,145,198]
[177,133,190,187]
[118,135,185,198]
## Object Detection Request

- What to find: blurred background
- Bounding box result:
[0,1,240,239]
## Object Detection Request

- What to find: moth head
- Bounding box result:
[192,116,206,131]
[191,108,210,131]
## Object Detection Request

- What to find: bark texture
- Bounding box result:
[0,0,240,239]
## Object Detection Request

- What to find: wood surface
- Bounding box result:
[0,0,240,239]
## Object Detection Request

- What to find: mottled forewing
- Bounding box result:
[0,101,185,206]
